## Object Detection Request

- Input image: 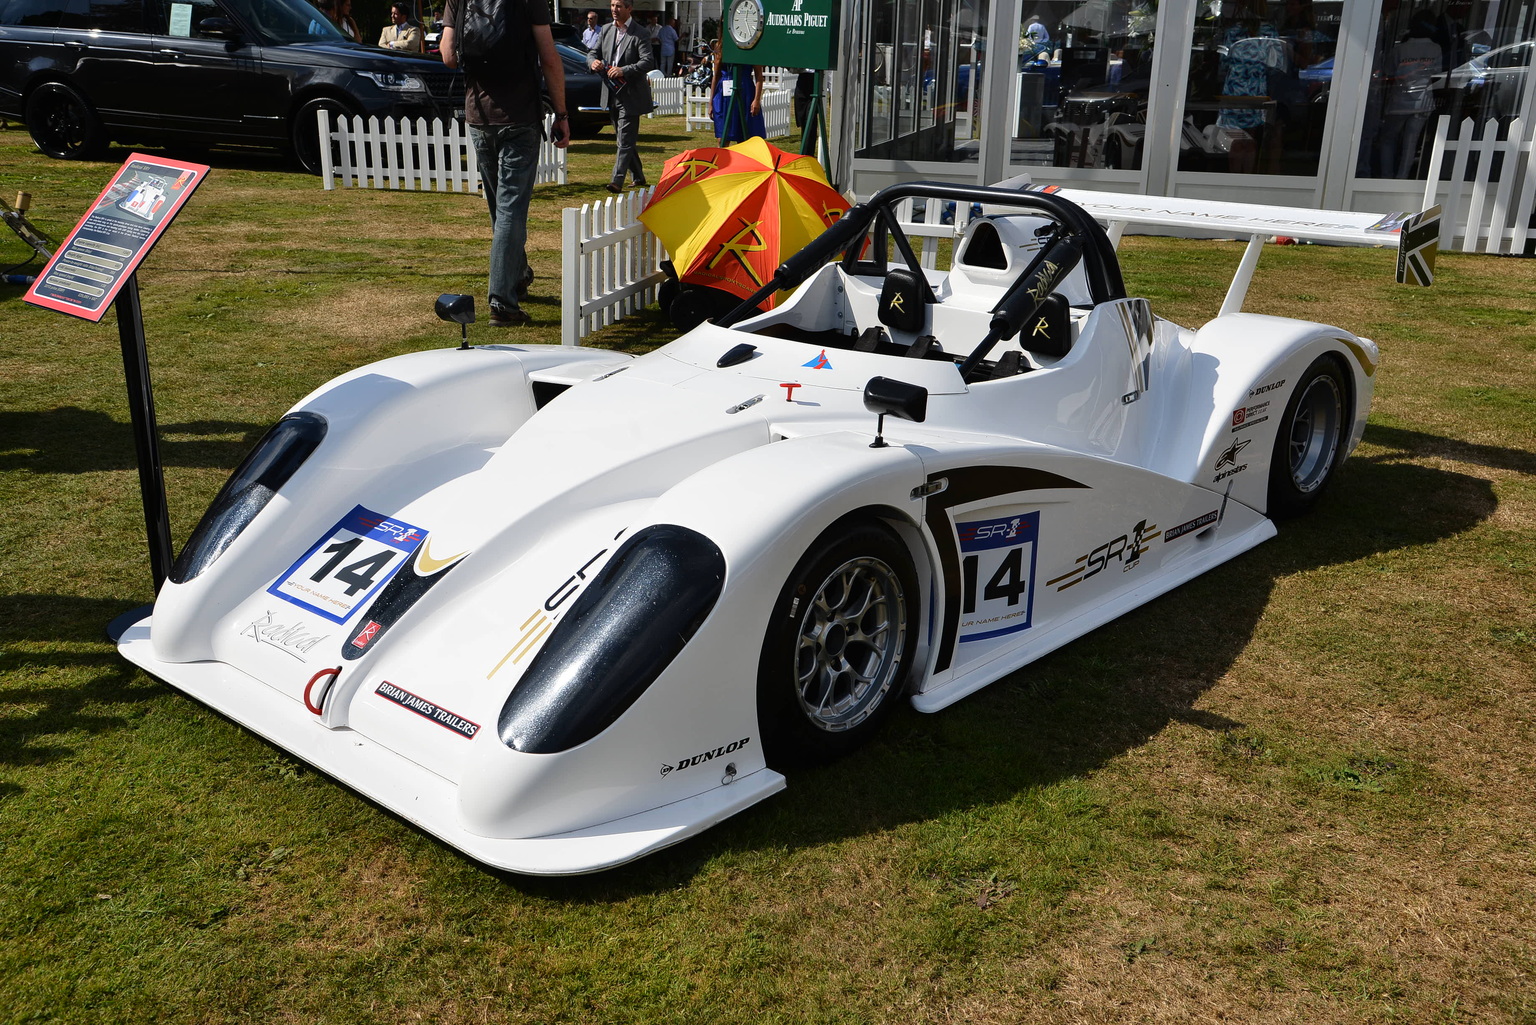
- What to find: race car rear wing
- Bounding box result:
[1000,180,1440,316]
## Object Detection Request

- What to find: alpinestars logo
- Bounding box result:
[1213,437,1252,482]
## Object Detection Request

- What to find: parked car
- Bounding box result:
[116,180,1437,874]
[0,0,463,172]
[1439,39,1534,119]
[556,41,609,137]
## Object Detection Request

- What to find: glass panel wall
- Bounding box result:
[1006,0,1160,170]
[1359,0,1535,180]
[1178,0,1342,176]
[855,0,970,160]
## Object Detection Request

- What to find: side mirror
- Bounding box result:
[435,293,475,349]
[864,376,928,422]
[435,292,476,324]
[198,16,240,39]
[863,376,927,448]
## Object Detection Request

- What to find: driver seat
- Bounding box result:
[878,266,929,335]
[1021,293,1073,359]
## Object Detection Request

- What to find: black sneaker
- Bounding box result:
[490,306,531,327]
[518,266,534,299]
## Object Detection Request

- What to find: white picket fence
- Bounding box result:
[1421,115,1536,255]
[560,188,666,347]
[762,89,792,140]
[649,75,686,116]
[684,85,713,131]
[318,112,568,192]
[677,84,794,138]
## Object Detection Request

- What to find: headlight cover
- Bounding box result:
[498,525,727,754]
[357,70,427,92]
[169,412,327,584]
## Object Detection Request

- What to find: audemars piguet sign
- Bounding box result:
[722,0,838,70]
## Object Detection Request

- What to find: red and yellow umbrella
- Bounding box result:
[639,138,850,309]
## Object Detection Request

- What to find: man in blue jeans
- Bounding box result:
[442,0,569,326]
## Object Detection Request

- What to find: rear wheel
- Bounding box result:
[1268,354,1348,518]
[668,284,741,332]
[26,81,107,160]
[291,97,356,176]
[758,521,917,766]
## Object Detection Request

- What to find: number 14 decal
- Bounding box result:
[267,505,427,624]
[309,537,396,597]
[955,511,1040,642]
[962,546,1031,614]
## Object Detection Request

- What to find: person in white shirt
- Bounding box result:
[581,9,602,50]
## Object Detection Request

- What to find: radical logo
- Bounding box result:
[803,350,833,370]
[240,611,329,661]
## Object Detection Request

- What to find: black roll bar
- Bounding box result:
[716,180,1126,328]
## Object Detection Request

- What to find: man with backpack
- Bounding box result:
[442,0,570,326]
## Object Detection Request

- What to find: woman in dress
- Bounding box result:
[710,36,765,143]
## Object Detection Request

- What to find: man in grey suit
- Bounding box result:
[587,0,654,192]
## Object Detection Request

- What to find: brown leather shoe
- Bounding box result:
[489,307,531,327]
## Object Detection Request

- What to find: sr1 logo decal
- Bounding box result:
[487,546,611,680]
[955,512,1041,642]
[1049,518,1160,591]
[267,506,425,624]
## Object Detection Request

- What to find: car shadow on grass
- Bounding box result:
[0,594,162,783]
[10,426,1505,890]
[497,428,1505,898]
[0,407,265,474]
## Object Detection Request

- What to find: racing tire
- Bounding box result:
[26,81,107,161]
[668,285,741,332]
[1104,134,1124,169]
[1267,354,1349,519]
[657,278,679,318]
[291,97,357,176]
[757,521,918,767]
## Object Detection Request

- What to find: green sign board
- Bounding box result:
[721,0,839,70]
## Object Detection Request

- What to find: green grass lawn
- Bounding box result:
[2,118,1534,1024]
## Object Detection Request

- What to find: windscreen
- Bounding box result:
[222,0,347,43]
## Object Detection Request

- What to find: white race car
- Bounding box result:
[116,182,1438,875]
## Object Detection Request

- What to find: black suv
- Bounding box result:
[0,0,463,172]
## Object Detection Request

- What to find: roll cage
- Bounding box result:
[717,181,1126,384]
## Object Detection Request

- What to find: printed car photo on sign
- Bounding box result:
[267,505,426,624]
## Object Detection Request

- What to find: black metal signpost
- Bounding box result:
[24,153,211,596]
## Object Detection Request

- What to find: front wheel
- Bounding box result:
[26,81,107,160]
[291,97,356,176]
[757,521,917,766]
[1267,354,1349,519]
